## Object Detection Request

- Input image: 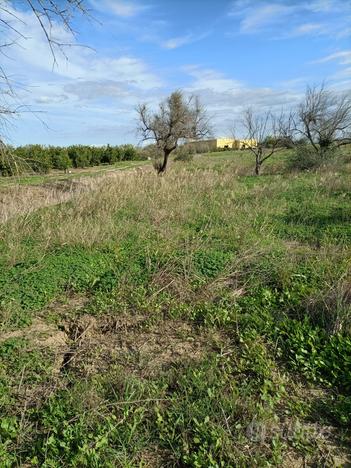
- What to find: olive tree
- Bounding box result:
[137,91,211,173]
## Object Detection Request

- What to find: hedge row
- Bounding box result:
[0,144,146,176]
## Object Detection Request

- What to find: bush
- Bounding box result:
[101,144,115,164]
[28,149,52,174]
[174,145,195,162]
[0,152,18,177]
[288,144,336,171]
[50,148,72,171]
[119,144,138,161]
[139,144,162,161]
[75,148,91,168]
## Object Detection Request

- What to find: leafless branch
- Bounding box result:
[242,108,289,175]
[0,0,89,159]
[296,84,351,156]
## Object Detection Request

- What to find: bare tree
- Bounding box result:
[296,85,351,157]
[242,108,288,175]
[137,91,211,173]
[0,1,88,166]
[0,1,88,63]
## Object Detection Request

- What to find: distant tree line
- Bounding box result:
[0,144,146,176]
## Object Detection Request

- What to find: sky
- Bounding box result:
[2,0,351,146]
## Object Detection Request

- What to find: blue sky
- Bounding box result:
[3,0,351,145]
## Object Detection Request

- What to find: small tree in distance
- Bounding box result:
[137,91,211,173]
[296,84,351,158]
[241,108,291,175]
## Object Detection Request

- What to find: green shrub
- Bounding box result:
[0,153,17,177]
[1,144,143,177]
[288,145,335,171]
[174,145,195,162]
[50,147,72,171]
[328,395,351,426]
[119,144,138,161]
[193,249,232,279]
[275,319,351,391]
[0,247,116,314]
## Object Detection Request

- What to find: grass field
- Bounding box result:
[0,149,350,466]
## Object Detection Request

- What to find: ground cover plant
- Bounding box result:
[0,148,350,466]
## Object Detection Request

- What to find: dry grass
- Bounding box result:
[0,167,152,224]
[1,167,237,260]
[1,153,350,466]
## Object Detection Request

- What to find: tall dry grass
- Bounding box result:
[1,160,350,281]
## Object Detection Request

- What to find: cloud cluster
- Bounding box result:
[313,50,351,81]
[183,66,303,136]
[228,0,351,38]
[2,2,349,145]
[89,0,149,17]
[1,4,166,144]
[161,31,211,50]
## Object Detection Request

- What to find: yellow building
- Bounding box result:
[187,138,257,152]
[235,139,258,149]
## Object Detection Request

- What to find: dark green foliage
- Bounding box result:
[327,395,351,426]
[288,144,334,171]
[3,144,143,176]
[193,249,232,279]
[14,145,52,173]
[68,145,92,168]
[0,247,117,315]
[49,147,72,171]
[120,144,139,161]
[274,319,351,391]
[0,154,16,177]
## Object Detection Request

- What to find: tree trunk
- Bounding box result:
[254,148,264,175]
[255,157,261,175]
[157,149,172,174]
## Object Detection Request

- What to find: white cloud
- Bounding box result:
[35,94,69,104]
[315,51,351,80]
[240,4,295,33]
[184,66,242,93]
[2,4,166,145]
[2,6,163,89]
[163,36,190,49]
[161,31,210,49]
[89,0,148,17]
[293,22,324,35]
[308,0,343,13]
[228,0,351,37]
[314,50,351,65]
[182,66,303,136]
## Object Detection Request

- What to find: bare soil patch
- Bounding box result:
[62,313,225,378]
[0,318,67,356]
